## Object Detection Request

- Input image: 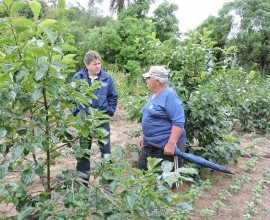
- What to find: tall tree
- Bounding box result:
[109,0,132,13]
[220,0,270,74]
[118,0,152,19]
[152,1,179,42]
[197,15,232,63]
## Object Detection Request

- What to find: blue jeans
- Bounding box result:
[76,122,111,177]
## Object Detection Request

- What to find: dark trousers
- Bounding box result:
[138,142,186,170]
[76,122,111,176]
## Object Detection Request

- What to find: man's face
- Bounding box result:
[86,59,101,75]
[146,76,158,92]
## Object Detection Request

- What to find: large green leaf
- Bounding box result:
[21,168,35,185]
[162,171,180,187]
[147,157,163,170]
[29,1,41,21]
[10,1,25,16]
[127,194,140,209]
[39,19,57,29]
[26,47,47,57]
[161,160,174,172]
[12,18,33,33]
[3,0,12,7]
[32,87,42,102]
[17,207,36,220]
[0,163,8,179]
[0,127,7,138]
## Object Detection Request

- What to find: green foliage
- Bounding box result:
[185,84,233,147]
[0,146,199,219]
[0,0,105,204]
[236,77,270,132]
[121,94,146,123]
[117,0,151,19]
[152,1,180,41]
[197,15,232,63]
[208,68,270,132]
[81,15,156,77]
[220,0,270,75]
[168,29,232,148]
[202,138,242,165]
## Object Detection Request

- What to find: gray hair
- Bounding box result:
[84,51,101,65]
[153,76,168,85]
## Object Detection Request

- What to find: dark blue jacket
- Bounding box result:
[72,67,118,116]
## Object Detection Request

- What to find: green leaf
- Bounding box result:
[62,54,77,65]
[25,144,38,154]
[17,207,36,220]
[3,0,12,8]
[12,143,24,159]
[21,168,35,185]
[32,87,42,102]
[178,167,198,175]
[50,62,64,74]
[13,18,33,32]
[0,144,9,156]
[16,128,27,136]
[0,127,7,138]
[34,69,47,81]
[0,5,6,13]
[39,19,57,29]
[0,164,8,179]
[43,28,57,44]
[26,47,47,57]
[127,195,138,209]
[10,1,25,16]
[15,69,29,82]
[162,172,179,187]
[161,160,174,172]
[58,0,65,21]
[53,46,63,55]
[178,176,195,182]
[29,1,41,21]
[248,70,256,80]
[62,44,77,52]
[147,157,163,170]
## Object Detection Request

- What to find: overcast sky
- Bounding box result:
[67,0,233,33]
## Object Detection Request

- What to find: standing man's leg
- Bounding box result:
[76,136,92,180]
[98,122,111,157]
[138,147,150,170]
[138,146,164,170]
[176,141,186,167]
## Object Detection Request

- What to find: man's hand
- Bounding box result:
[164,143,175,155]
[139,135,144,148]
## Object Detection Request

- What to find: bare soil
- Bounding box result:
[1,108,270,219]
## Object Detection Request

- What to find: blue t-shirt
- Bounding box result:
[142,87,186,148]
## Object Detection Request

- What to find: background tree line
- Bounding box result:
[4,0,270,75]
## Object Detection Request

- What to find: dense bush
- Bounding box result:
[208,69,270,132]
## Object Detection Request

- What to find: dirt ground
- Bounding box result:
[1,107,270,219]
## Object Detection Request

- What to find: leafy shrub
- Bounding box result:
[185,84,233,147]
[208,69,270,132]
[202,138,242,165]
[237,77,270,132]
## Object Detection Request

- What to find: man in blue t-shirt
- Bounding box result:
[138,66,186,171]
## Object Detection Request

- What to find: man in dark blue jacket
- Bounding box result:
[72,51,118,182]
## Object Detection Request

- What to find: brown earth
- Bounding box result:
[1,107,270,219]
